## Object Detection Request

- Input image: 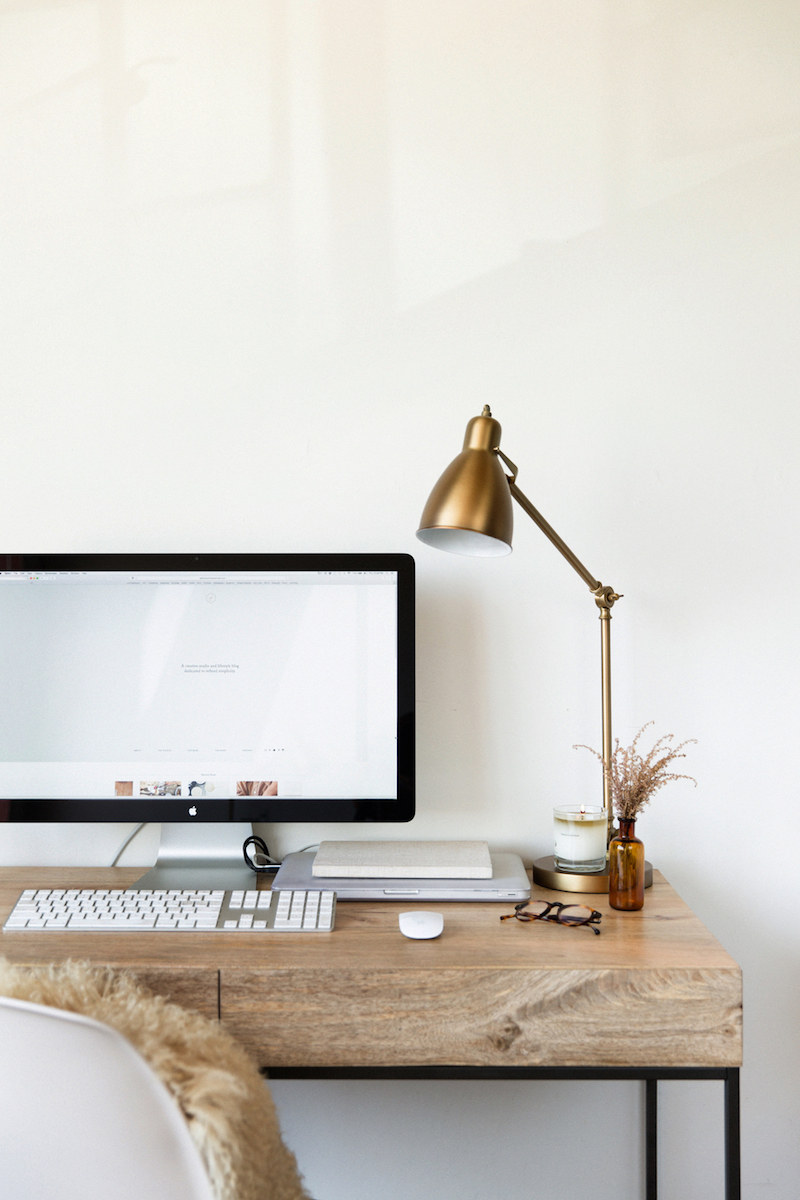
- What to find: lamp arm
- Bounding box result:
[497,449,618,604]
[509,479,601,593]
[498,449,621,841]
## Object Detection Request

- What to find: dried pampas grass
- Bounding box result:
[575,721,697,820]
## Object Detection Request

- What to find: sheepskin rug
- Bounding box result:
[0,957,310,1200]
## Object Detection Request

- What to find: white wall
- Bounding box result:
[2,3,799,1197]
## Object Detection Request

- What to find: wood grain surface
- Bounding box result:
[222,963,741,1069]
[0,866,742,1068]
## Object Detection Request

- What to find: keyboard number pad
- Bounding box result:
[270,889,335,932]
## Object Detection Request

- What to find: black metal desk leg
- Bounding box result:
[725,1069,741,1200]
[645,1078,657,1200]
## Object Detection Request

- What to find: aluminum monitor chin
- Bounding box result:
[0,553,415,826]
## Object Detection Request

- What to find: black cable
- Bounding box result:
[242,835,280,874]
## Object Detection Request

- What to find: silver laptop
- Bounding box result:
[271,851,531,902]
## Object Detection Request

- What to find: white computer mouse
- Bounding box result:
[398,910,444,940]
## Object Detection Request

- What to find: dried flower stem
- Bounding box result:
[574,722,697,821]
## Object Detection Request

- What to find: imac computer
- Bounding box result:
[0,553,414,889]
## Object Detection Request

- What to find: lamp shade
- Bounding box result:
[416,410,513,557]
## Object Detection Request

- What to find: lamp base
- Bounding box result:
[532,855,653,894]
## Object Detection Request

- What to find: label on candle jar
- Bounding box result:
[553,805,607,873]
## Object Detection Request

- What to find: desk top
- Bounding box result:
[0,867,742,1070]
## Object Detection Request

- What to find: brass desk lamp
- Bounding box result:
[417,406,648,894]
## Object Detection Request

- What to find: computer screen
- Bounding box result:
[0,553,414,827]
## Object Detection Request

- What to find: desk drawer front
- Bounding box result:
[220,966,742,1069]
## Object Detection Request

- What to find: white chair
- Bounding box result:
[0,994,216,1200]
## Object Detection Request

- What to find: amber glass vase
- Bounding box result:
[608,818,645,911]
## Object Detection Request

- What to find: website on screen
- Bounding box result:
[0,570,398,800]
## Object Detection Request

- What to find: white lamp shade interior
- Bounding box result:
[415,527,512,557]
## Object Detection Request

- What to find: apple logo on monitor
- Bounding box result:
[188,805,197,816]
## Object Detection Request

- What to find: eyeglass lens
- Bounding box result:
[520,902,597,923]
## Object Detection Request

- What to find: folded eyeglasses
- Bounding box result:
[500,899,602,934]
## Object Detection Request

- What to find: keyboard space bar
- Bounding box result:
[66,918,158,930]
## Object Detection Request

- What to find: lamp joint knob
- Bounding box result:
[593,583,622,611]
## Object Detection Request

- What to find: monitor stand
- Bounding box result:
[126,823,257,891]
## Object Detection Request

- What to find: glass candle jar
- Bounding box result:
[553,805,607,873]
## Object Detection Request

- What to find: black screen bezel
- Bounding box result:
[0,552,415,824]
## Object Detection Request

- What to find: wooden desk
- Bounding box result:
[0,867,741,1199]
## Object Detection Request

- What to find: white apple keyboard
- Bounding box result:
[2,888,336,932]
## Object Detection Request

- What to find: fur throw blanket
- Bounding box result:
[0,957,310,1200]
